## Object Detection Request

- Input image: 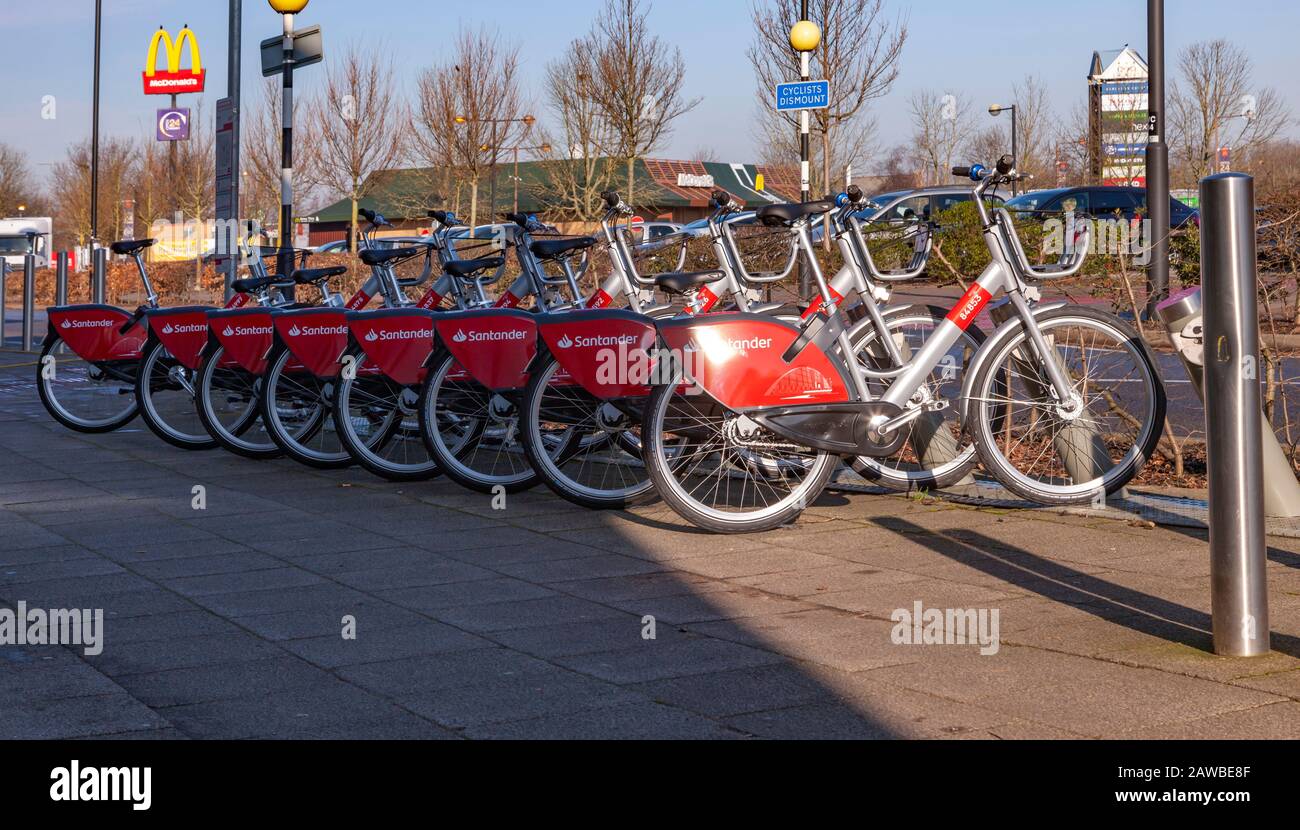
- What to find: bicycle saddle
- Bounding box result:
[291,266,348,285]
[530,236,596,261]
[359,247,419,266]
[109,239,156,255]
[444,257,505,279]
[654,270,724,295]
[231,275,279,293]
[755,201,836,227]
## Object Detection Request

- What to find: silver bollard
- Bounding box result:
[0,259,7,347]
[92,246,107,305]
[21,253,35,351]
[56,251,68,306]
[1158,288,1300,518]
[1200,172,1270,657]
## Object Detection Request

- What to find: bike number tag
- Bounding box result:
[946,284,992,330]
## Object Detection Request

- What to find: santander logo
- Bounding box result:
[162,323,174,334]
[287,325,302,337]
[222,325,235,337]
[364,329,380,342]
[556,334,573,349]
[60,318,114,329]
[452,329,468,343]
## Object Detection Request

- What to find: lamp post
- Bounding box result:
[455,114,536,224]
[789,7,820,299]
[91,0,103,248]
[504,144,552,213]
[268,0,309,289]
[989,103,1019,196]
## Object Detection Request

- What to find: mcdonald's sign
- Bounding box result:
[142,27,205,95]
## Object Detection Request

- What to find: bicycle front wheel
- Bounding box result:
[194,344,279,459]
[37,336,138,433]
[260,345,349,468]
[966,306,1165,504]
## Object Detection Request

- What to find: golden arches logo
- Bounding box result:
[142,27,206,95]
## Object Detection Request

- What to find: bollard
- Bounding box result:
[1158,288,1300,518]
[1200,172,1270,657]
[92,246,107,305]
[56,251,68,306]
[21,253,35,351]
[0,259,7,346]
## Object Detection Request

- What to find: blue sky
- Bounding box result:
[1,0,1296,187]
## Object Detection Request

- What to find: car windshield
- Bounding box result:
[0,236,33,254]
[1006,190,1069,213]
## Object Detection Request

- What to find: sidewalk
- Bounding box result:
[1,359,1297,739]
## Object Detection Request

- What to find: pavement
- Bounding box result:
[1,354,1299,739]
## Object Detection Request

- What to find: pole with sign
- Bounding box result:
[787,9,822,299]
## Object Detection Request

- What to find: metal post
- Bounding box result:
[56,251,68,306]
[92,247,107,305]
[797,0,812,301]
[0,259,7,346]
[1145,0,1171,320]
[21,253,35,351]
[1201,172,1269,657]
[90,0,103,246]
[227,0,243,301]
[1010,107,1019,197]
[278,12,296,299]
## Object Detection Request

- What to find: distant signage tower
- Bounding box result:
[1087,46,1149,187]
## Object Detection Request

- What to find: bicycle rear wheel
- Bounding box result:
[640,374,836,533]
[966,306,1164,504]
[332,347,440,481]
[260,344,349,469]
[37,336,138,433]
[136,339,217,450]
[194,344,280,459]
[520,354,658,509]
[419,352,538,494]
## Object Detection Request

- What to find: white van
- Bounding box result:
[0,217,52,270]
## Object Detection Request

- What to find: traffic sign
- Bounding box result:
[775,80,830,112]
[261,26,324,77]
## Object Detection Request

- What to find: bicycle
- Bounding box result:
[640,156,1166,532]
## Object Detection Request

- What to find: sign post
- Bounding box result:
[1146,0,1170,320]
[787,9,822,300]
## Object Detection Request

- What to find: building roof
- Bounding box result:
[304,158,799,224]
[1088,46,1148,81]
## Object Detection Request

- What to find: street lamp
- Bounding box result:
[789,4,820,299]
[483,143,553,213]
[16,204,26,217]
[268,0,309,290]
[989,103,1019,195]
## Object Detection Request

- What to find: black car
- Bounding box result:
[1005,186,1199,229]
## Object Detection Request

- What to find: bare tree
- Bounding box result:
[908,89,971,186]
[1169,39,1291,186]
[532,39,619,222]
[749,0,907,202]
[172,100,216,285]
[245,78,319,229]
[1010,75,1055,182]
[49,138,136,248]
[312,43,408,252]
[0,143,41,216]
[413,27,525,229]
[964,126,1008,171]
[586,0,700,207]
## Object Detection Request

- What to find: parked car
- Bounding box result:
[1004,186,1199,229]
[681,211,758,239]
[626,221,683,243]
[851,186,1007,225]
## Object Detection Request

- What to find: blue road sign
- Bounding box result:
[775,80,830,112]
